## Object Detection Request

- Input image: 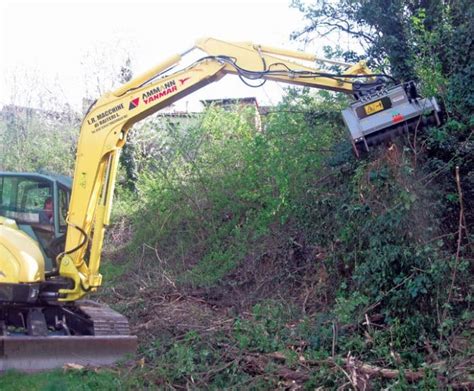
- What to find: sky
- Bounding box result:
[0,0,350,113]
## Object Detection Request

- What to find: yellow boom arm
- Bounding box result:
[59,37,375,300]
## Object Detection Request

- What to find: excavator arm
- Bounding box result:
[57,37,436,301]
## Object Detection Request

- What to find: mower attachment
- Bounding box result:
[342,83,441,156]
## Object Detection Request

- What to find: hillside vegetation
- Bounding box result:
[1,0,472,389]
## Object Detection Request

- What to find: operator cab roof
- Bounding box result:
[0,172,72,190]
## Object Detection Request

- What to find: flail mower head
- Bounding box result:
[342,82,441,156]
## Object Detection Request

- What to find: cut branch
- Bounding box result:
[441,166,465,324]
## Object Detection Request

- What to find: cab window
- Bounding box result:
[18,180,52,211]
[0,176,52,224]
[0,176,14,212]
[58,186,70,232]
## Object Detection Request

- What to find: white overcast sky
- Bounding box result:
[0,0,352,112]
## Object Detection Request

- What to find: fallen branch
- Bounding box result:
[220,343,426,386]
[343,355,424,382]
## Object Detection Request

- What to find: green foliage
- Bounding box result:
[233,301,292,352]
[0,107,77,175]
[334,292,369,324]
[114,61,470,387]
[409,1,474,121]
[137,329,266,389]
[126,93,344,286]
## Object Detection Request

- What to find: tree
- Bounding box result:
[292,0,417,80]
[118,58,140,192]
[292,0,473,117]
[0,68,79,174]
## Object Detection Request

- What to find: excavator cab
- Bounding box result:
[0,172,136,371]
[0,172,71,271]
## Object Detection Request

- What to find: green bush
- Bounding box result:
[125,92,345,286]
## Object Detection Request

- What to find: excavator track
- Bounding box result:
[78,300,131,336]
[0,300,137,371]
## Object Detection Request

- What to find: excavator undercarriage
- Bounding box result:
[0,298,136,371]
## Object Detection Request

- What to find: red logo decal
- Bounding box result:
[392,113,405,123]
[179,77,191,85]
[129,98,140,110]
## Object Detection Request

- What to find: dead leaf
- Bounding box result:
[63,363,85,370]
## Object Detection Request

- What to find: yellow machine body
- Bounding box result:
[0,217,45,284]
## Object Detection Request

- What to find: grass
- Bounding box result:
[0,369,134,391]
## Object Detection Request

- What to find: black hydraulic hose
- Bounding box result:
[205,55,396,87]
[62,222,88,256]
[111,53,396,98]
[53,223,91,293]
[55,222,89,269]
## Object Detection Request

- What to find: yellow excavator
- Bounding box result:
[0,37,440,370]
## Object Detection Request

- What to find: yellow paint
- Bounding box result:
[364,100,385,115]
[0,225,44,283]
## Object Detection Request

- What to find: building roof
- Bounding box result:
[200,97,259,108]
